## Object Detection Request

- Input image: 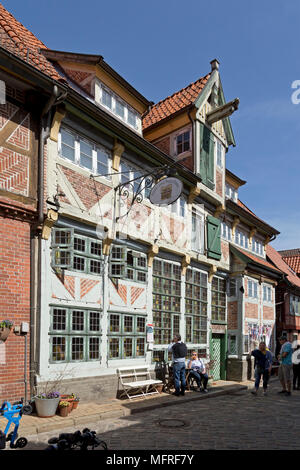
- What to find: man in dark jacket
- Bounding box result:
[168,335,187,396]
[250,342,273,396]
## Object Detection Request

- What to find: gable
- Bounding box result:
[195,72,236,147]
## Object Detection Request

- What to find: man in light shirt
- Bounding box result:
[187,351,209,393]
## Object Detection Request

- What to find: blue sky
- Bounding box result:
[3,0,300,250]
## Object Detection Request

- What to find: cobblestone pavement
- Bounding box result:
[20,380,300,450]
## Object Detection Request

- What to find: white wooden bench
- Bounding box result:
[117,366,163,400]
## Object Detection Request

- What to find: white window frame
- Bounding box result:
[221,221,232,241]
[248,279,258,299]
[216,139,224,168]
[191,208,205,254]
[168,196,186,217]
[58,126,112,179]
[235,228,249,250]
[173,127,192,157]
[225,183,238,202]
[252,237,264,256]
[97,81,141,132]
[263,285,272,303]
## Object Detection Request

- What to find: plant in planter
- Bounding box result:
[0,320,14,342]
[58,401,70,417]
[34,391,61,418]
[72,396,80,410]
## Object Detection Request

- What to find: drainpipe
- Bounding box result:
[30,85,66,396]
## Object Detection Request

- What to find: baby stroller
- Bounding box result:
[0,399,30,449]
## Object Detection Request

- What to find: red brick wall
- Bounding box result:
[0,216,31,402]
[228,301,238,329]
[154,136,170,155]
[263,306,274,321]
[245,302,258,318]
[216,169,223,197]
[221,241,229,262]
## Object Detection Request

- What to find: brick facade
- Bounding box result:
[0,216,31,402]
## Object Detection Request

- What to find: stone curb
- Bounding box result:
[11,383,250,436]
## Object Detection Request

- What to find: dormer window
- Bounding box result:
[96,80,141,132]
[102,88,112,109]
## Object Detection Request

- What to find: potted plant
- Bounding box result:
[59,394,75,412]
[58,401,70,417]
[72,396,80,410]
[34,391,61,418]
[0,320,14,342]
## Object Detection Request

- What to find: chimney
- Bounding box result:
[210,59,220,72]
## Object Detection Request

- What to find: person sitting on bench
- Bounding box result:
[187,351,208,393]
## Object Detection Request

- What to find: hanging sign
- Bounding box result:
[149,177,183,206]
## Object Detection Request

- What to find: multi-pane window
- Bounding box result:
[51,229,103,275]
[248,279,258,299]
[229,278,237,297]
[211,277,226,322]
[290,295,300,314]
[120,160,152,200]
[102,88,112,109]
[60,128,76,162]
[97,81,141,131]
[176,131,190,155]
[50,307,101,362]
[235,228,249,249]
[109,245,147,283]
[263,285,272,302]
[216,140,223,168]
[252,238,264,256]
[152,259,181,345]
[228,334,238,355]
[225,184,238,202]
[108,313,146,359]
[221,221,232,241]
[191,209,205,253]
[169,196,186,217]
[185,268,208,344]
[59,127,111,178]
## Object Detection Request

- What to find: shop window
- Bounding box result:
[50,307,101,363]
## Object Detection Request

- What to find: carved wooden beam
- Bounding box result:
[41,208,58,240]
[181,254,191,276]
[148,244,159,268]
[208,265,217,283]
[214,204,225,218]
[232,216,240,237]
[112,140,125,171]
[50,106,66,142]
[188,183,201,204]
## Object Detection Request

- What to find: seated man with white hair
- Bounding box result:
[187,351,209,393]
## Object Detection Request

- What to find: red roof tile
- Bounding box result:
[0,4,65,82]
[142,73,211,131]
[266,245,300,287]
[231,244,282,274]
[281,255,300,274]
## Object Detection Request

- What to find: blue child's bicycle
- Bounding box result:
[0,399,31,449]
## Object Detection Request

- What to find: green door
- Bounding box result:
[211,334,222,380]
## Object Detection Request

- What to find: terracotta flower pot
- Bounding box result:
[72,401,79,410]
[59,406,69,417]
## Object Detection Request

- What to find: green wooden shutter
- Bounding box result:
[200,124,215,190]
[207,215,221,260]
